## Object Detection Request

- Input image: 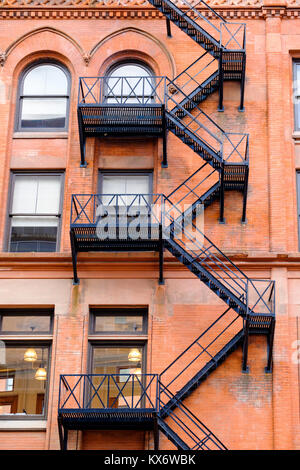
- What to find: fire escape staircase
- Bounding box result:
[62,0,275,452]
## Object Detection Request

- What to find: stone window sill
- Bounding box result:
[0,420,47,430]
[292,131,300,140]
[13,132,68,139]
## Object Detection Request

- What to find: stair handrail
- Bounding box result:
[159,306,241,388]
[158,380,227,450]
[163,194,248,298]
[169,51,218,96]
[150,0,246,51]
[166,77,225,134]
[180,0,223,34]
[166,162,218,208]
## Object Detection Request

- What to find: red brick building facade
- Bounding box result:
[0,0,299,450]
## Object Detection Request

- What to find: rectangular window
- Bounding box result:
[0,310,52,418]
[88,308,147,409]
[99,171,152,206]
[8,173,63,252]
[90,308,146,335]
[0,310,52,334]
[297,172,300,250]
[294,61,300,131]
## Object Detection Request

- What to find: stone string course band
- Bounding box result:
[0,0,299,12]
[0,0,277,7]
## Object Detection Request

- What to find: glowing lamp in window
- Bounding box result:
[128,348,141,362]
[35,367,47,381]
[24,348,37,362]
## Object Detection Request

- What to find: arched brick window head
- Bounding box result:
[17,62,70,131]
[104,61,155,104]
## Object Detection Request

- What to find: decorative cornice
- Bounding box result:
[0,2,300,21]
[0,0,263,7]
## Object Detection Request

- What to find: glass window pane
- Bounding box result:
[90,347,143,409]
[101,174,150,206]
[107,64,153,104]
[23,65,68,96]
[110,64,151,78]
[21,98,67,129]
[94,315,144,334]
[12,176,61,215]
[1,315,51,333]
[0,345,49,416]
[36,177,61,214]
[10,224,58,252]
[12,176,38,214]
[296,65,300,94]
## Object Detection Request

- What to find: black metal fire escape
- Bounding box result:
[61,0,275,451]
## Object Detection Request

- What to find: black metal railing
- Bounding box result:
[168,51,219,102]
[167,162,219,209]
[78,76,167,106]
[165,78,249,164]
[70,193,163,227]
[58,374,159,412]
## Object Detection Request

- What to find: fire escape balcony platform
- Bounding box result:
[78,76,168,166]
[70,224,161,253]
[78,104,165,136]
[58,408,157,431]
[58,374,160,449]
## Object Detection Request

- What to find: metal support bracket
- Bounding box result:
[70,230,79,285]
[78,108,87,168]
[219,165,225,223]
[242,317,250,373]
[238,53,246,112]
[162,105,168,168]
[218,49,224,112]
[153,415,160,450]
[265,318,275,373]
[166,18,172,37]
[58,417,68,451]
[242,165,249,223]
[159,224,165,285]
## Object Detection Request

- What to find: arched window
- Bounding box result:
[104,62,155,104]
[17,62,70,131]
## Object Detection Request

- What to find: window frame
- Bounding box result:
[296,171,300,250]
[88,307,148,372]
[0,339,52,420]
[15,60,71,133]
[88,341,147,378]
[6,171,65,253]
[89,307,148,336]
[0,308,53,420]
[104,60,156,104]
[293,60,300,132]
[0,309,54,335]
[98,170,153,197]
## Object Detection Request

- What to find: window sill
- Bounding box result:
[13,132,68,139]
[292,131,300,140]
[0,419,47,431]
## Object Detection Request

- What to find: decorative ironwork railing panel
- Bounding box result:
[58,374,159,411]
[78,76,166,106]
